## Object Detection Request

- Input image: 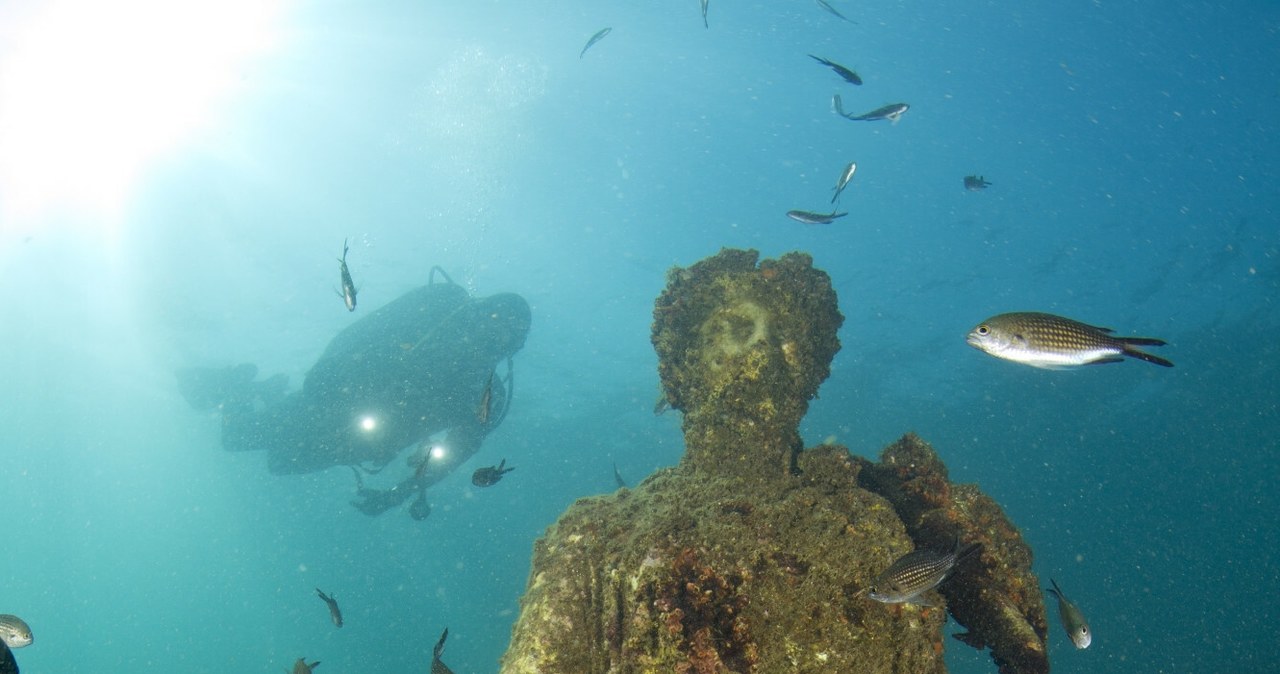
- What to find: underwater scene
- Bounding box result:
[1,1,1277,672]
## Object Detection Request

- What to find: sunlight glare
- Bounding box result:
[0,0,283,222]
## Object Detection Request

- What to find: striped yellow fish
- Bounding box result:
[967,312,1172,369]
[866,539,982,604]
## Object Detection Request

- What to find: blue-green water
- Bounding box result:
[2,1,1277,672]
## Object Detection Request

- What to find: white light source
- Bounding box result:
[430,445,447,460]
[0,0,283,221]
[359,415,378,432]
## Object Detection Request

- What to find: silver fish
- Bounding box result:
[966,312,1173,369]
[846,102,910,123]
[700,0,709,28]
[337,238,357,312]
[1046,578,1091,649]
[815,0,856,23]
[315,588,343,628]
[831,162,857,203]
[580,27,612,58]
[866,540,981,604]
[0,614,31,648]
[786,209,847,225]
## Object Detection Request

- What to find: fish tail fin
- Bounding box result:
[954,538,983,566]
[1047,577,1064,599]
[434,627,450,660]
[1120,336,1166,347]
[1119,338,1173,367]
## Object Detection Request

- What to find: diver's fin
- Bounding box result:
[350,484,413,517]
[256,373,289,407]
[176,364,257,411]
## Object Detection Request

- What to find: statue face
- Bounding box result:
[698,299,771,372]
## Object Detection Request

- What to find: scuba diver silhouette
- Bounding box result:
[178,267,530,520]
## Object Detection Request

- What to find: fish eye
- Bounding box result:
[976,325,989,335]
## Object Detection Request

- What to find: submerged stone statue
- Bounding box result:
[499,248,1048,673]
[179,268,531,520]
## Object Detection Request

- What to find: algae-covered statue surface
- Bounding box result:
[500,248,1048,674]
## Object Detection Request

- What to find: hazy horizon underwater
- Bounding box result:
[1,1,1277,673]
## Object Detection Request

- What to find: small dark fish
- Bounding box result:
[1046,578,1092,649]
[613,461,628,488]
[315,588,343,628]
[477,372,495,425]
[337,238,357,312]
[867,539,981,604]
[472,459,514,487]
[0,615,32,648]
[432,628,455,674]
[831,161,857,204]
[964,175,993,191]
[815,0,856,23]
[846,102,910,123]
[290,658,321,674]
[786,209,847,225]
[832,94,847,117]
[699,0,709,28]
[580,27,612,58]
[809,54,862,86]
[967,312,1173,369]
